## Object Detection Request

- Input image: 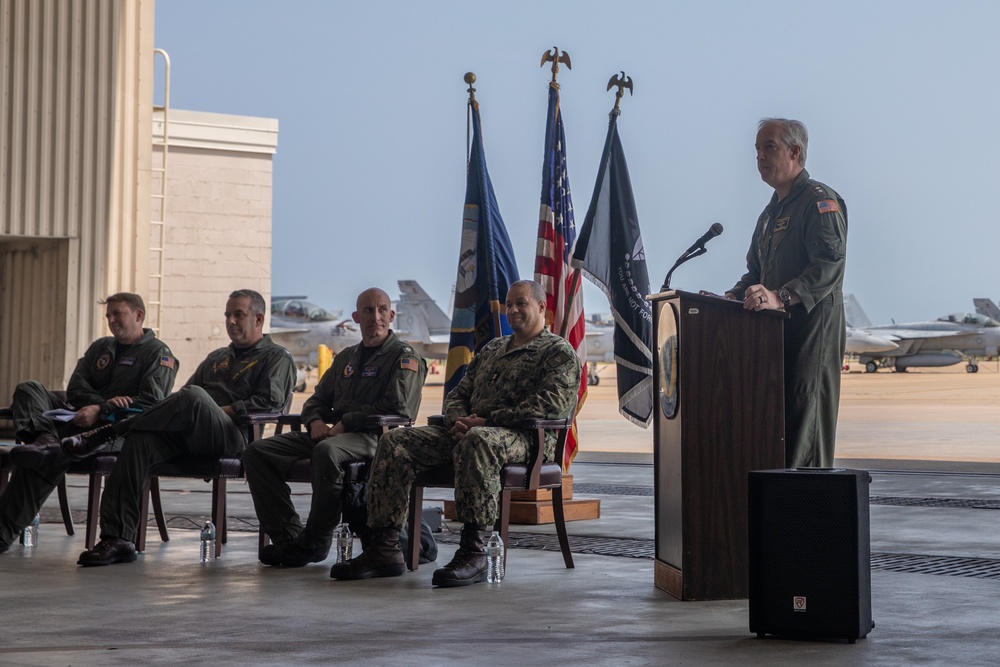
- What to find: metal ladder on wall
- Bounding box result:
[149,48,171,334]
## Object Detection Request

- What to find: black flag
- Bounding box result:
[571,112,653,427]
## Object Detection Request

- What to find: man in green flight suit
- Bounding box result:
[0,293,178,554]
[65,289,297,566]
[726,118,848,468]
[331,279,582,587]
[244,287,427,568]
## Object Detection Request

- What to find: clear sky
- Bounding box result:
[154,0,1000,325]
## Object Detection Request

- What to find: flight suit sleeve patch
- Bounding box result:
[400,357,419,372]
[816,199,840,214]
[160,355,176,369]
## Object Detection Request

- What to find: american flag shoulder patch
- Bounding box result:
[160,355,175,369]
[816,199,840,214]
[400,357,419,372]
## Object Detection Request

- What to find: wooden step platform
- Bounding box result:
[441,474,601,525]
[443,496,601,525]
[510,474,574,502]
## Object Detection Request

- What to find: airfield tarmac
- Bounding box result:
[296,359,1000,468]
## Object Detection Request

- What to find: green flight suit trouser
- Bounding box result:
[783,295,845,468]
[0,381,122,544]
[243,430,377,550]
[10,380,75,441]
[98,385,245,543]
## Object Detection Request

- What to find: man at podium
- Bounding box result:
[726,118,847,469]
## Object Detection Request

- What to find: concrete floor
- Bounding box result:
[3,455,1000,666]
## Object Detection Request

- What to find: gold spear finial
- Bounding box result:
[607,71,633,115]
[540,46,572,88]
[464,72,477,102]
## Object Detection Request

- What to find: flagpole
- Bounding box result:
[465,72,476,171]
[561,73,633,338]
[540,46,571,88]
[607,71,633,117]
[572,69,654,428]
[541,47,574,339]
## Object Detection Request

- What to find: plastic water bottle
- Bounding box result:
[200,521,215,562]
[486,530,504,583]
[334,523,353,563]
[22,514,40,548]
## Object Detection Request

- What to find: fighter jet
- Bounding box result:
[269,296,361,367]
[844,327,898,357]
[268,283,452,369]
[581,321,615,386]
[845,294,1000,373]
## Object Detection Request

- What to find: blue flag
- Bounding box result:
[571,112,653,427]
[444,100,520,395]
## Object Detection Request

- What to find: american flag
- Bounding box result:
[534,83,588,471]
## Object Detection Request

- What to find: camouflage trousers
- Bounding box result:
[368,425,540,529]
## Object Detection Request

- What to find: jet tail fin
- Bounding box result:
[843,293,873,328]
[397,280,451,337]
[973,298,1000,321]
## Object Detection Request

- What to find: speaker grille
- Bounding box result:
[749,469,873,641]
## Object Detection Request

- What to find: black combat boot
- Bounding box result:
[329,527,406,580]
[60,424,117,460]
[431,523,489,588]
[10,433,66,471]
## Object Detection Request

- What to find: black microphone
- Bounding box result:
[660,223,724,291]
[682,222,724,256]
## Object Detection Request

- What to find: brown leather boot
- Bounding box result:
[329,527,405,580]
[431,523,489,588]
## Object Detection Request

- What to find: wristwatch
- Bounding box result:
[778,288,792,310]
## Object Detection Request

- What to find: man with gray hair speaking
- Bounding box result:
[726,118,848,469]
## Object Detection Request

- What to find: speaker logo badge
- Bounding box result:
[793,596,807,612]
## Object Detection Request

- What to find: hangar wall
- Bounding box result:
[0,0,155,399]
[151,109,278,376]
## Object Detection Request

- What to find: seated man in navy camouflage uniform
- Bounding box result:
[244,287,427,568]
[65,289,296,567]
[0,292,177,555]
[331,280,581,587]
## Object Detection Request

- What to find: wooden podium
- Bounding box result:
[650,290,786,600]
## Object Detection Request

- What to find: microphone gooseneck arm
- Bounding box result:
[660,223,723,292]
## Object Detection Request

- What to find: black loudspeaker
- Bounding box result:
[748,468,874,643]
